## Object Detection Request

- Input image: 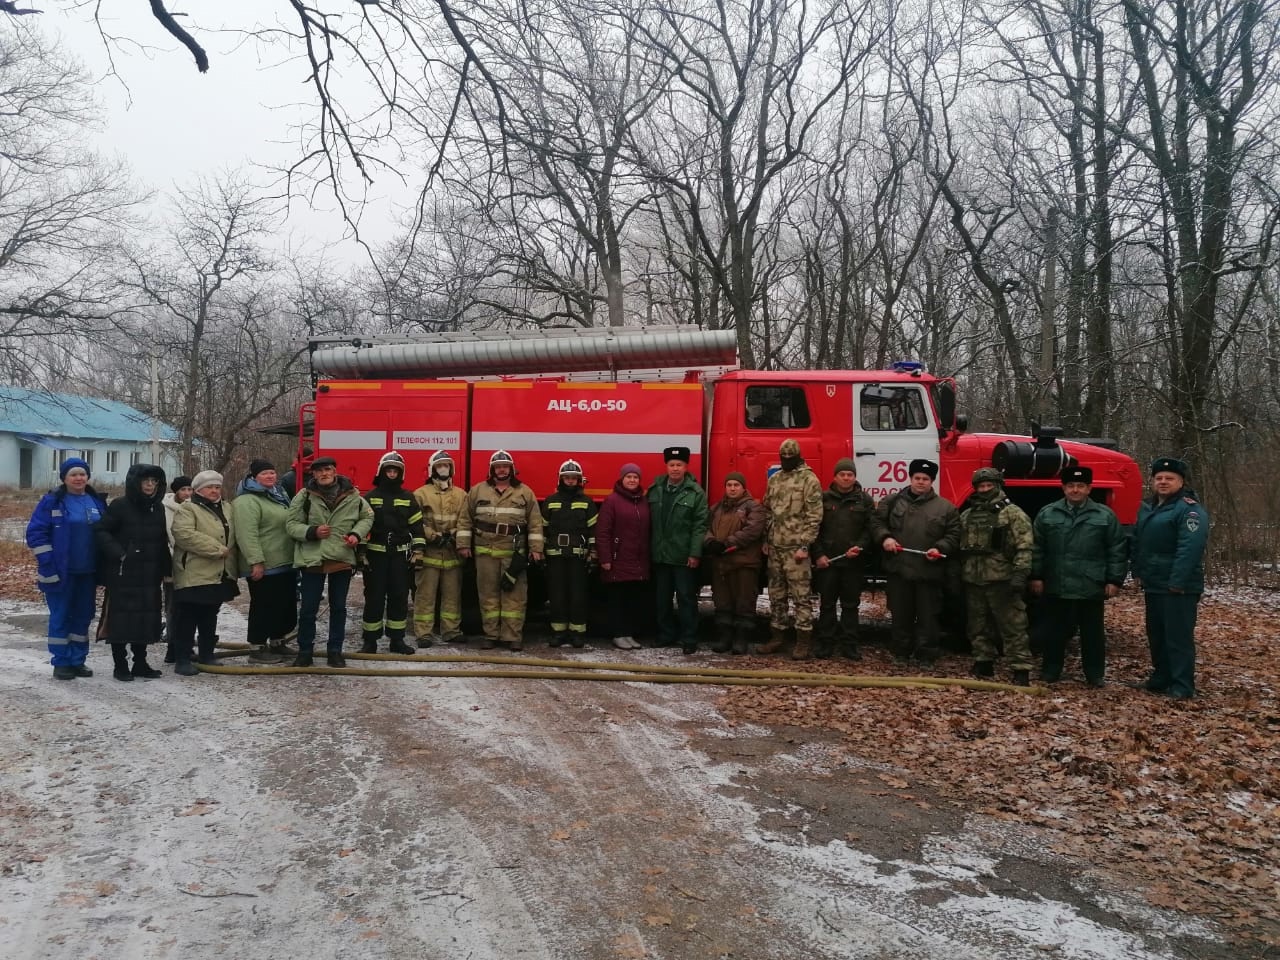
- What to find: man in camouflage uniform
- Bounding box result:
[958,467,1034,685]
[457,450,544,651]
[412,450,467,646]
[759,439,824,659]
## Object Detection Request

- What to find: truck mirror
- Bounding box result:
[936,382,957,432]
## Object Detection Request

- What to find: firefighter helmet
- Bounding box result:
[558,459,584,479]
[430,449,454,476]
[377,450,406,477]
[490,450,515,467]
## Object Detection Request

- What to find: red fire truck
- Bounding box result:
[298,327,1143,522]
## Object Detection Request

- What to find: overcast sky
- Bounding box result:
[46,0,409,265]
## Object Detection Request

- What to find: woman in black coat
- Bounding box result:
[95,463,171,681]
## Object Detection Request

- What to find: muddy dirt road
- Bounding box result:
[0,599,1228,959]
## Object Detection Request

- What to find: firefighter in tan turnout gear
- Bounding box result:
[759,438,824,659]
[412,450,467,646]
[457,450,544,650]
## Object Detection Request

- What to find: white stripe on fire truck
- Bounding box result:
[318,429,387,450]
[471,432,703,454]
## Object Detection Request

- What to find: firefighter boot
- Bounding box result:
[361,639,378,654]
[754,626,787,655]
[710,622,733,654]
[791,629,814,661]
[388,638,415,656]
[549,632,567,648]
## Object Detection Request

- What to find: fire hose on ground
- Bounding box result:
[198,643,1045,694]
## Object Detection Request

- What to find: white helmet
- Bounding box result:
[429,449,454,476]
[489,450,515,467]
[558,459,584,480]
[376,450,405,479]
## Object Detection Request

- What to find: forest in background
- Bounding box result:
[2,0,1278,575]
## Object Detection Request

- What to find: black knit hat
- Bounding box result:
[170,475,192,493]
[248,458,276,478]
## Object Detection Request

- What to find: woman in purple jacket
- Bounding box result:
[596,463,652,649]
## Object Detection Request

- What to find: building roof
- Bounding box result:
[0,386,180,444]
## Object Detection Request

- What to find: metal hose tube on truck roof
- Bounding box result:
[197,644,1045,694]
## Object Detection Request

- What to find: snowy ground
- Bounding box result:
[0,598,1230,960]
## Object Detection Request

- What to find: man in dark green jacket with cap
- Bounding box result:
[1030,465,1128,686]
[648,445,709,652]
[1132,456,1209,699]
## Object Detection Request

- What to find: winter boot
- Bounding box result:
[417,634,439,649]
[268,638,298,657]
[361,639,379,654]
[72,664,93,677]
[132,660,163,679]
[112,646,133,682]
[292,649,314,668]
[52,665,76,680]
[174,661,198,677]
[569,634,586,649]
[710,623,733,654]
[549,632,567,648]
[755,626,787,656]
[839,642,863,661]
[163,644,177,664]
[971,661,995,679]
[327,651,347,668]
[248,644,282,664]
[480,637,497,650]
[1012,669,1031,687]
[388,638,415,656]
[791,629,814,661]
[732,625,752,656]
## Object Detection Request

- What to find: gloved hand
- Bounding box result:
[411,551,426,571]
[427,534,446,548]
[703,540,726,556]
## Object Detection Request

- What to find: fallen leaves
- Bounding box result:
[721,591,1280,947]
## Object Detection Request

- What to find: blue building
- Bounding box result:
[0,387,181,490]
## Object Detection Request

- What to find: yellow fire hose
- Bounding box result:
[201,643,1044,694]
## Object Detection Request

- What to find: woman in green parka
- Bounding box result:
[234,459,298,662]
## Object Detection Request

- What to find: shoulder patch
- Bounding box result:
[1183,496,1197,504]
[1186,513,1200,533]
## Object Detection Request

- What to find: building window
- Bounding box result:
[860,385,930,431]
[79,449,93,470]
[106,451,119,473]
[744,386,812,430]
[130,451,142,466]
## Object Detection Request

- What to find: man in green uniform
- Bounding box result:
[759,439,824,659]
[648,445,709,653]
[1132,457,1209,699]
[1030,465,1128,686]
[958,467,1034,685]
[812,458,874,659]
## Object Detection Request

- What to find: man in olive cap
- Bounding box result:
[1030,465,1128,686]
[759,439,823,658]
[1132,456,1208,699]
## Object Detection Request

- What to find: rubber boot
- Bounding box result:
[196,633,218,666]
[417,634,438,649]
[53,665,77,680]
[569,633,586,649]
[971,661,995,679]
[549,632,567,648]
[754,626,787,655]
[1012,669,1031,687]
[112,645,133,682]
[732,625,752,656]
[839,641,863,662]
[710,623,733,654]
[791,628,814,661]
[292,649,314,667]
[388,638,415,656]
[163,644,177,664]
[361,639,378,654]
[327,651,347,668]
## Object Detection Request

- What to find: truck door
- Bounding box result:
[732,383,825,496]
[853,383,940,501]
